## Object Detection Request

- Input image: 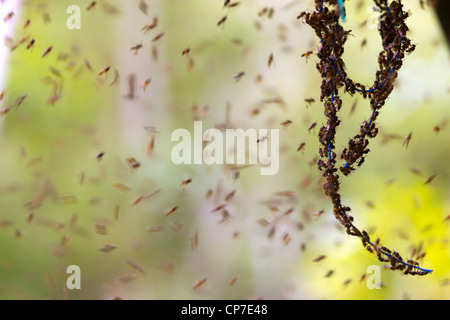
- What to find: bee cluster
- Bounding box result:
[298,0,431,276]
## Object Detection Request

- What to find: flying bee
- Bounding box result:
[23,19,31,29]
[403,132,412,148]
[304,98,315,106]
[308,121,317,132]
[280,119,292,127]
[41,46,52,58]
[229,276,238,286]
[224,190,236,202]
[126,157,141,170]
[424,174,437,185]
[313,255,326,262]
[151,32,165,42]
[297,142,306,152]
[130,43,143,55]
[433,125,440,134]
[84,59,93,71]
[0,88,7,100]
[139,0,148,15]
[282,232,291,245]
[147,136,155,155]
[0,108,10,116]
[87,1,96,11]
[3,11,14,22]
[141,17,158,33]
[98,66,111,76]
[191,231,198,251]
[233,71,245,81]
[267,52,274,68]
[181,47,190,56]
[180,178,192,190]
[217,15,227,27]
[301,50,313,62]
[14,94,27,110]
[186,57,194,71]
[193,278,207,290]
[314,210,324,218]
[96,151,105,160]
[140,78,151,91]
[165,205,178,217]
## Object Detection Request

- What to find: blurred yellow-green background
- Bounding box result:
[0,0,449,300]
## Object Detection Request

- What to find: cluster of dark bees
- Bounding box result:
[298,0,431,275]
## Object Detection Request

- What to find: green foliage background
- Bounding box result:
[0,0,449,299]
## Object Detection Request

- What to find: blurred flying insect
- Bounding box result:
[126,157,141,170]
[308,121,317,132]
[233,71,245,81]
[26,38,35,50]
[280,119,292,128]
[181,47,190,56]
[3,11,14,22]
[314,210,325,218]
[140,78,151,91]
[142,17,158,33]
[217,15,227,27]
[144,125,159,133]
[127,73,136,99]
[305,98,315,106]
[14,94,27,110]
[26,212,34,223]
[229,276,238,286]
[165,205,178,217]
[87,1,96,11]
[42,46,52,58]
[84,59,93,71]
[267,52,274,68]
[151,32,165,42]
[313,255,326,262]
[403,132,412,149]
[94,223,108,235]
[96,151,105,160]
[191,231,198,251]
[139,0,148,15]
[186,57,194,72]
[42,12,51,24]
[193,278,207,290]
[180,178,192,191]
[297,142,306,152]
[282,232,291,245]
[0,108,9,116]
[23,19,31,29]
[301,50,313,62]
[111,182,131,193]
[227,2,240,8]
[424,174,437,185]
[99,245,117,253]
[126,260,146,274]
[98,66,111,76]
[433,125,440,134]
[147,136,155,156]
[0,88,7,100]
[110,69,120,86]
[131,43,143,55]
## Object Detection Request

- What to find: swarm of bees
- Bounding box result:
[0,0,443,301]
